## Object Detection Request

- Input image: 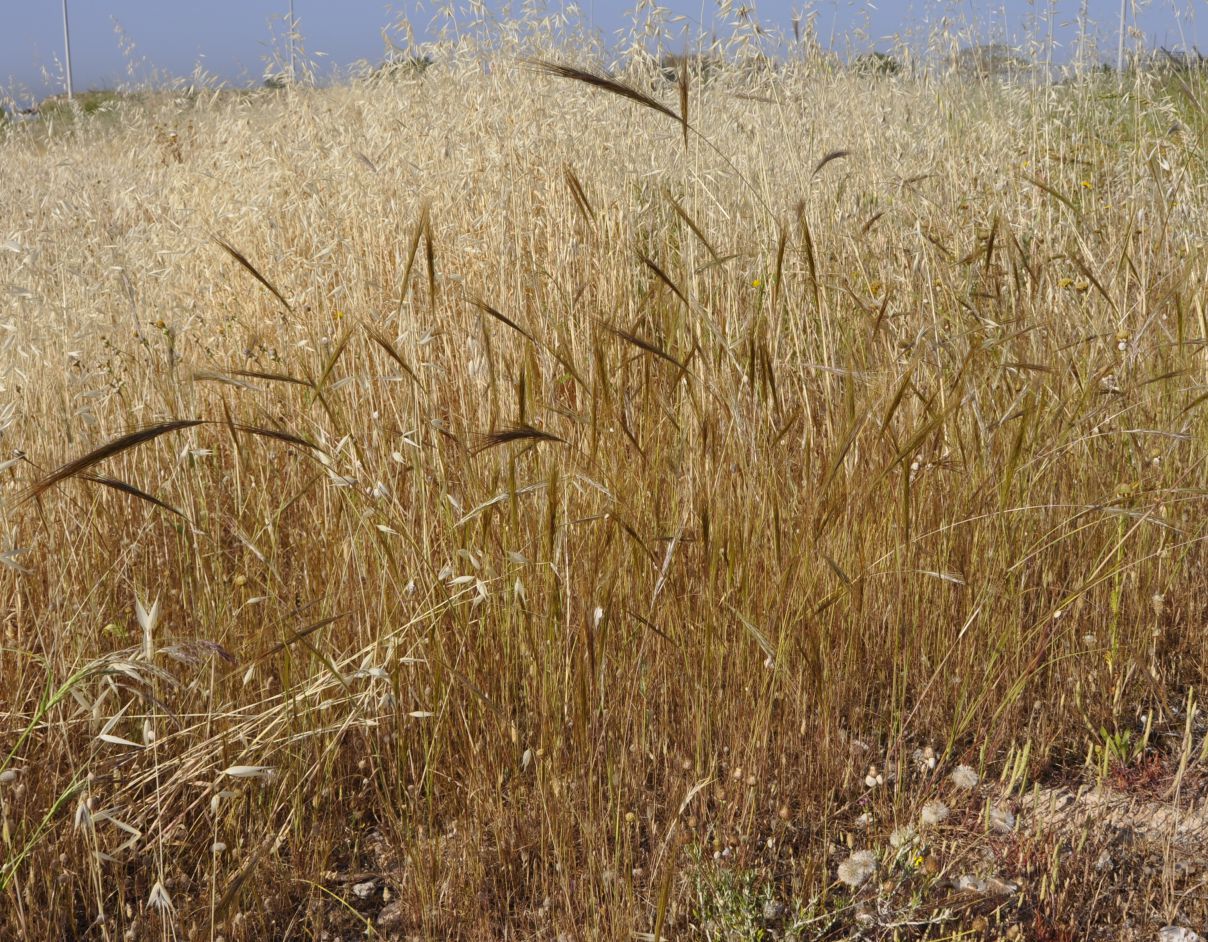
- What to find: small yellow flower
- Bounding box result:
[1081,179,1093,189]
[332,309,344,321]
[751,278,763,289]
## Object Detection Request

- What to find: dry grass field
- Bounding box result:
[1,18,1207,941]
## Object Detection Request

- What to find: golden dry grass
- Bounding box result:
[0,29,1207,941]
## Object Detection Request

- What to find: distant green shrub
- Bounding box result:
[853,51,902,77]
[365,55,436,82]
[658,53,722,85]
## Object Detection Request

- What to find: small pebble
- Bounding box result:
[1158,930,1205,942]
[377,901,405,929]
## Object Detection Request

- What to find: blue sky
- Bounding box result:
[1,2,1202,103]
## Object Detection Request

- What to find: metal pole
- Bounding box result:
[61,0,74,99]
[1046,0,1055,82]
[1116,0,1126,73]
[288,0,296,84]
[1076,0,1088,77]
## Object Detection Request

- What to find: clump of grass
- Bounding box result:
[0,6,1205,940]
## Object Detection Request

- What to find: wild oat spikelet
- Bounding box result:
[147,880,174,913]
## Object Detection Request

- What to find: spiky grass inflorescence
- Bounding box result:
[22,419,206,502]
[525,59,683,124]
